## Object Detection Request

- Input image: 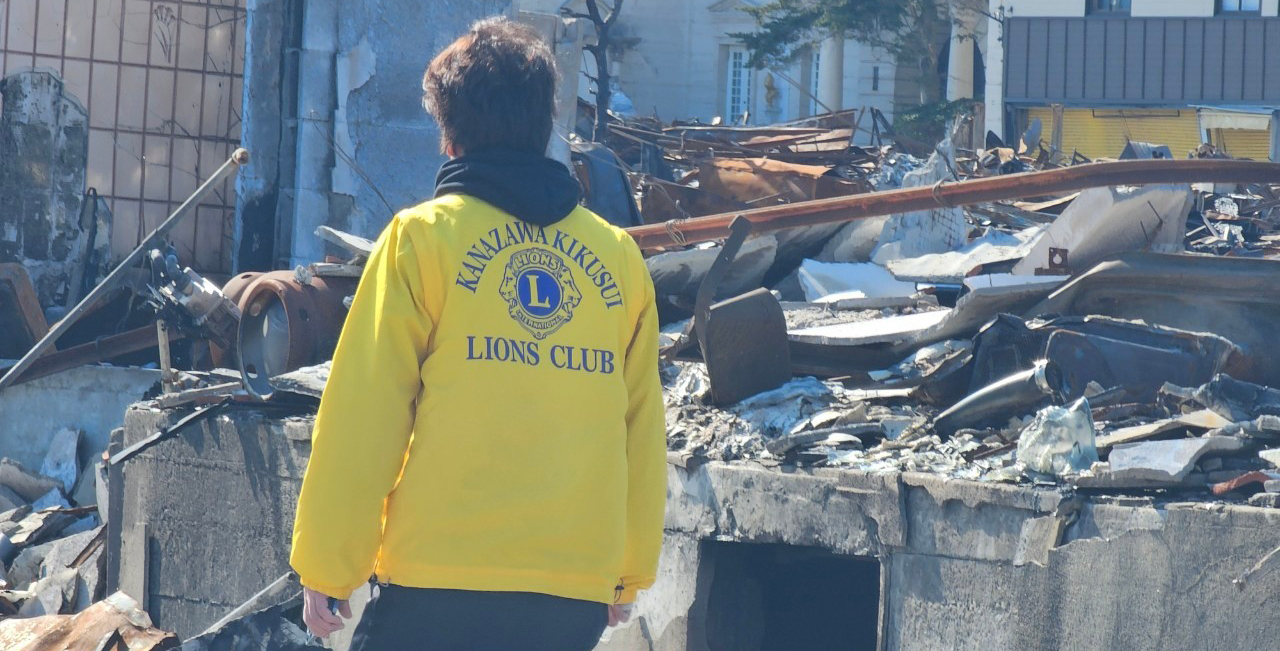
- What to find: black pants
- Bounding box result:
[349,585,608,651]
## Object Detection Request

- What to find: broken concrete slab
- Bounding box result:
[797,260,917,303]
[7,510,74,548]
[886,226,1045,283]
[69,465,95,508]
[315,225,374,259]
[39,428,79,495]
[1247,492,1280,508]
[789,310,951,346]
[16,567,79,617]
[269,363,330,401]
[1071,464,1207,489]
[1108,436,1248,483]
[1260,448,1280,468]
[0,366,161,472]
[964,273,1069,292]
[1012,184,1193,276]
[1096,409,1232,450]
[7,527,100,592]
[0,460,60,503]
[0,485,26,513]
[31,489,68,512]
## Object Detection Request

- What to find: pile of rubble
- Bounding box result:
[0,429,104,621]
[3,101,1280,645]
[639,113,1280,505]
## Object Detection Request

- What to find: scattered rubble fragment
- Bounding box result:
[0,592,177,650]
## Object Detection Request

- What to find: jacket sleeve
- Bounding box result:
[616,251,668,604]
[291,214,434,600]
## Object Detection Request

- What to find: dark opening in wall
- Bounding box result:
[699,542,880,651]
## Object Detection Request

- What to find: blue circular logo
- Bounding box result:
[500,247,582,340]
[516,268,562,318]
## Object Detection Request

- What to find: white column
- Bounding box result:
[947,3,981,101]
[946,32,973,100]
[517,11,583,167]
[983,1,1006,141]
[817,35,844,113]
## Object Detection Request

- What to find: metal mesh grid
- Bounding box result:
[1,0,246,273]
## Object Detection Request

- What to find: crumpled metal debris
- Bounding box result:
[0,591,178,650]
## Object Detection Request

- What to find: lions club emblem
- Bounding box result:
[499,248,582,339]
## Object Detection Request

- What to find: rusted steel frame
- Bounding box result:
[626,159,1280,250]
[0,325,185,388]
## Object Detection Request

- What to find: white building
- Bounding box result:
[517,0,900,128]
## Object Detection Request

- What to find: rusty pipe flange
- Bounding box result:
[208,271,265,368]
[236,271,356,399]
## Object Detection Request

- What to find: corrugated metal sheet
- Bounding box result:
[1027,108,1202,161]
[1006,17,1280,106]
[1213,128,1273,161]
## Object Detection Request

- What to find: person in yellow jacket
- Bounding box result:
[289,17,667,650]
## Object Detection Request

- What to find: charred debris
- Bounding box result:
[3,107,1280,644]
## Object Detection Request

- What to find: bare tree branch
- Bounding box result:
[605,0,625,27]
[585,0,604,26]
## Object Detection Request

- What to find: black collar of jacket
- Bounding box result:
[434,149,582,227]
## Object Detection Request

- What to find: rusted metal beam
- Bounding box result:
[626,159,1280,250]
[0,326,184,388]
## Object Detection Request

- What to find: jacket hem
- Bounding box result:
[374,562,618,605]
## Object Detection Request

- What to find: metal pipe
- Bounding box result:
[0,324,185,388]
[625,159,1280,250]
[0,148,250,394]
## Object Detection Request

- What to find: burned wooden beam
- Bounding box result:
[626,159,1280,250]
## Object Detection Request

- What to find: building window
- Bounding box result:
[872,66,880,92]
[726,46,753,123]
[1217,0,1261,12]
[1087,0,1130,13]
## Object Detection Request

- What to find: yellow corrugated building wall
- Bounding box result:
[1026,107,1203,160]
[1212,128,1273,161]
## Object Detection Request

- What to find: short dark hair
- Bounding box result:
[423,18,557,155]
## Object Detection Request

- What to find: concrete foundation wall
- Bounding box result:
[115,410,1280,648]
[115,406,311,638]
[0,366,158,470]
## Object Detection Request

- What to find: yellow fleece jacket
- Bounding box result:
[290,194,666,605]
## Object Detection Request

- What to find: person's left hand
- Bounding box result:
[302,587,352,639]
[607,604,634,627]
